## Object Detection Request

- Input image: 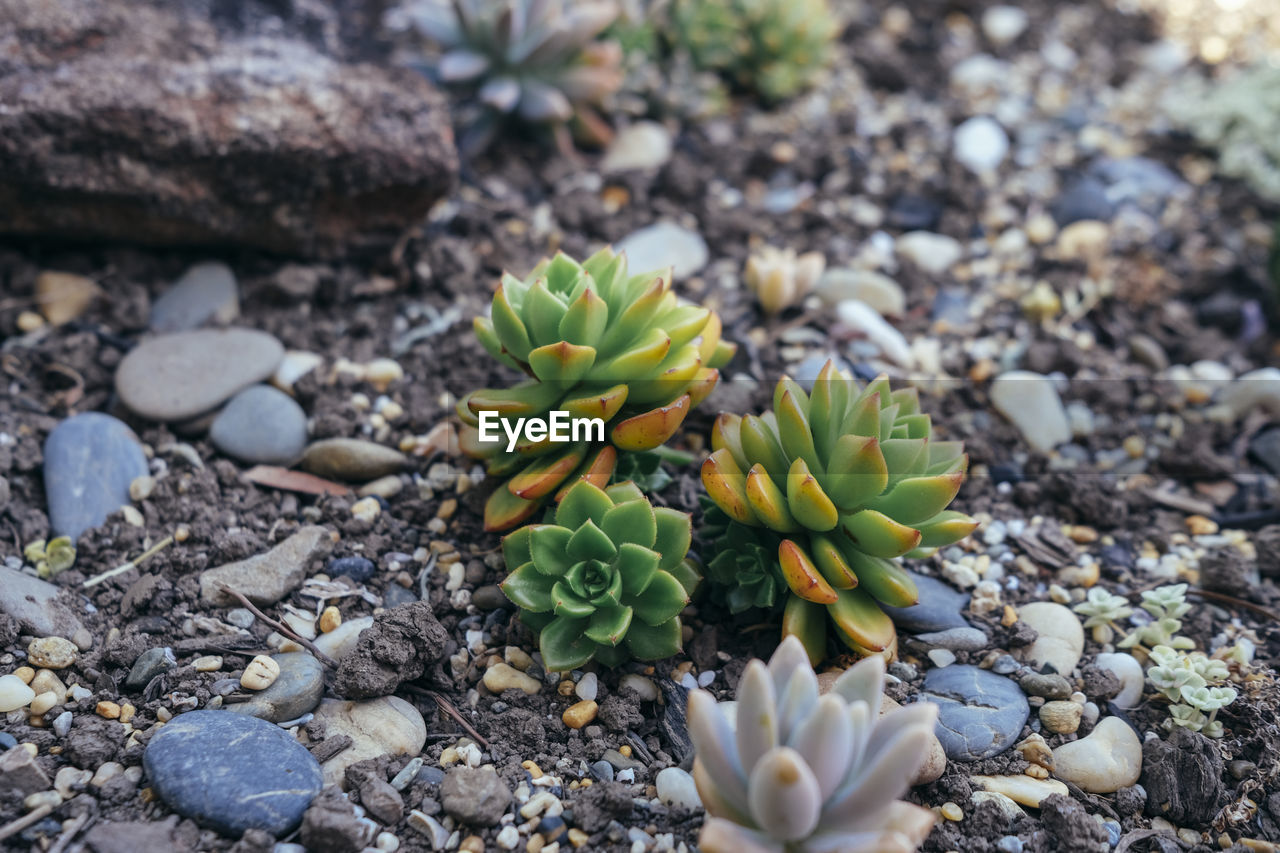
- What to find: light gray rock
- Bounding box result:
[150,262,238,332]
[441,766,511,826]
[43,412,148,539]
[310,696,426,788]
[115,328,284,422]
[989,371,1071,453]
[1052,717,1142,793]
[0,566,84,639]
[1013,602,1085,675]
[601,122,672,173]
[209,385,308,466]
[923,665,1029,761]
[615,223,708,279]
[200,526,332,606]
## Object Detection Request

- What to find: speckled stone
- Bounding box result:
[143,710,322,836]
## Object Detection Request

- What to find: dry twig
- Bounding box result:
[216,584,339,669]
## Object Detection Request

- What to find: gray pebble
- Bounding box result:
[209,385,308,466]
[227,653,325,723]
[923,665,1029,761]
[43,412,148,539]
[150,262,238,332]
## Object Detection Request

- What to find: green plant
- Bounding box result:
[458,247,735,531]
[1146,645,1238,738]
[668,0,838,102]
[688,635,938,852]
[1116,584,1195,652]
[743,246,825,316]
[1073,587,1133,644]
[24,537,75,579]
[500,479,698,669]
[701,361,977,662]
[419,0,626,153]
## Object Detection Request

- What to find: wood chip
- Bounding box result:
[1148,488,1215,518]
[243,465,350,496]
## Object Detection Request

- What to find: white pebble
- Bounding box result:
[928,649,957,667]
[240,655,281,691]
[376,832,401,851]
[696,671,715,688]
[836,300,913,366]
[620,674,659,701]
[679,673,697,690]
[617,768,635,783]
[1051,717,1142,793]
[496,825,521,849]
[982,5,1029,45]
[655,767,702,810]
[0,674,35,712]
[990,371,1072,453]
[1093,652,1145,709]
[575,672,598,702]
[1014,603,1085,675]
[896,232,963,276]
[953,116,1009,173]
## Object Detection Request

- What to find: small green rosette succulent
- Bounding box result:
[500,479,699,670]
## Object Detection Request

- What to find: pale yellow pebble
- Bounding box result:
[527,835,545,853]
[96,701,121,719]
[459,835,484,853]
[174,525,191,543]
[380,401,405,421]
[240,655,281,691]
[440,746,461,767]
[557,680,575,698]
[30,669,66,698]
[504,647,533,672]
[562,700,598,730]
[155,707,172,723]
[27,636,77,669]
[351,496,381,523]
[1066,525,1098,544]
[120,505,144,527]
[119,703,136,724]
[1024,764,1050,779]
[522,760,544,779]
[619,745,632,758]
[940,802,963,821]
[364,358,404,392]
[193,655,223,672]
[437,499,458,520]
[17,311,45,332]
[1058,562,1099,589]
[129,475,156,501]
[13,666,35,684]
[28,691,58,716]
[1122,436,1145,459]
[319,606,342,634]
[1187,515,1219,536]
[567,828,589,848]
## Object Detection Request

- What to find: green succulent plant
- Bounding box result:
[701,361,977,662]
[500,479,699,669]
[25,536,76,580]
[1073,587,1134,644]
[1116,583,1194,652]
[668,0,838,102]
[1146,644,1238,738]
[458,247,735,531]
[688,636,938,852]
[417,0,626,153]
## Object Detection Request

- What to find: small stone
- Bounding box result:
[52,712,72,737]
[359,475,404,499]
[953,116,1009,173]
[96,700,121,719]
[484,663,541,696]
[209,385,309,466]
[816,268,906,316]
[193,655,223,672]
[0,674,36,712]
[16,310,43,331]
[25,790,62,811]
[301,438,409,482]
[562,700,598,729]
[36,271,100,325]
[240,654,281,691]
[836,300,913,366]
[310,696,427,788]
[923,666,1029,761]
[916,626,989,652]
[28,690,58,716]
[1093,653,1145,709]
[43,412,149,540]
[359,772,405,825]
[351,496,381,523]
[144,709,322,836]
[619,674,660,701]
[1052,717,1142,793]
[0,745,50,795]
[27,636,77,669]
[981,5,1028,45]
[940,802,964,821]
[319,606,342,634]
[408,810,450,850]
[1056,220,1110,263]
[200,525,332,606]
[971,775,1069,808]
[115,328,285,422]
[601,122,672,173]
[54,765,91,798]
[575,672,598,702]
[1051,177,1115,226]
[329,556,376,583]
[1018,672,1073,700]
[655,767,701,810]
[313,615,374,662]
[1038,700,1082,734]
[273,351,325,392]
[441,766,511,826]
[882,572,974,634]
[150,261,239,332]
[615,222,709,279]
[896,231,964,276]
[1013,602,1085,675]
[990,371,1071,454]
[125,647,176,690]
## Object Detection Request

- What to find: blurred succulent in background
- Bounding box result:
[743,246,825,316]
[1116,583,1194,652]
[1073,587,1133,644]
[701,360,976,662]
[668,0,838,102]
[413,0,625,153]
[459,247,735,531]
[25,536,76,580]
[689,635,938,852]
[500,480,699,668]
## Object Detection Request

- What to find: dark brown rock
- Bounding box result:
[1141,725,1224,825]
[0,0,457,257]
[299,788,370,853]
[332,600,448,699]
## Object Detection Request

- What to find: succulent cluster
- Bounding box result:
[1146,645,1238,738]
[743,246,825,316]
[24,536,75,580]
[415,0,626,152]
[459,247,734,530]
[701,361,976,662]
[688,636,938,852]
[668,0,839,102]
[500,479,699,669]
[1116,584,1195,652]
[1073,587,1133,645]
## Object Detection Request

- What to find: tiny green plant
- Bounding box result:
[1116,583,1195,652]
[458,247,735,531]
[1146,645,1238,738]
[701,361,977,662]
[743,246,825,316]
[24,536,76,580]
[417,0,626,154]
[1073,587,1133,644]
[668,0,839,102]
[688,635,938,852]
[500,479,698,669]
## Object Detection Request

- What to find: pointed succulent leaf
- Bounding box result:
[823,434,888,511]
[824,704,938,826]
[808,360,851,460]
[746,747,822,842]
[788,694,854,800]
[592,326,672,382]
[631,570,689,625]
[596,277,668,357]
[555,444,617,500]
[583,604,633,646]
[555,480,614,529]
[828,587,896,652]
[473,317,518,368]
[529,524,574,575]
[809,533,858,589]
[557,286,608,348]
[623,615,682,659]
[735,660,779,772]
[616,542,662,597]
[786,457,839,531]
[551,581,596,617]
[479,75,521,111]
[740,414,791,485]
[604,480,645,503]
[711,412,746,468]
[439,48,491,81]
[915,510,980,548]
[502,525,533,568]
[926,442,967,475]
[841,510,922,559]
[869,473,964,525]
[567,518,617,562]
[611,394,690,451]
[746,464,799,532]
[829,653,885,720]
[527,341,596,385]
[839,547,918,608]
[844,390,882,440]
[500,563,555,612]
[490,283,533,361]
[509,443,587,500]
[688,690,750,812]
[484,486,541,532]
[778,539,839,604]
[539,615,596,671]
[702,448,758,525]
[776,388,821,474]
[653,508,693,571]
[879,438,927,485]
[782,596,828,666]
[602,495,657,548]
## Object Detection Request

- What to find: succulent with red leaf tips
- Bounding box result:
[459,247,735,531]
[701,360,977,662]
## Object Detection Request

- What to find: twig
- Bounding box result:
[1188,588,1280,624]
[83,535,174,588]
[0,804,55,843]
[405,685,489,749]
[216,584,339,669]
[48,812,92,853]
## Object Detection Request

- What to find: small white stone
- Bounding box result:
[376,831,401,852]
[351,496,381,523]
[990,371,1072,453]
[0,674,35,712]
[953,116,1009,174]
[496,825,521,850]
[928,649,957,667]
[240,655,281,691]
[483,663,542,696]
[575,672,598,702]
[981,6,1029,45]
[655,767,702,810]
[896,231,964,276]
[313,615,374,662]
[836,300,913,366]
[1051,717,1142,793]
[971,775,1069,808]
[1220,367,1280,419]
[1013,602,1085,675]
[816,269,906,316]
[602,122,673,173]
[1093,652,1145,709]
[272,350,324,391]
[620,674,659,701]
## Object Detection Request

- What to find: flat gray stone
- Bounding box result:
[200,526,332,606]
[0,566,84,639]
[441,766,511,826]
[43,412,148,539]
[143,709,322,836]
[615,223,708,279]
[115,328,284,422]
[209,385,308,466]
[150,262,239,332]
[227,653,325,723]
[880,572,973,634]
[300,438,408,482]
[923,665,1029,761]
[125,646,176,691]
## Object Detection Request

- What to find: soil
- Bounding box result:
[3,0,1280,851]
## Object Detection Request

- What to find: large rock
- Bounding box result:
[0,567,85,639]
[43,412,149,539]
[0,0,457,256]
[200,525,332,606]
[309,696,427,788]
[922,665,1029,761]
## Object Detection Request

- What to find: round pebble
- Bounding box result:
[655,767,701,810]
[209,385,308,465]
[27,637,77,669]
[43,413,149,540]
